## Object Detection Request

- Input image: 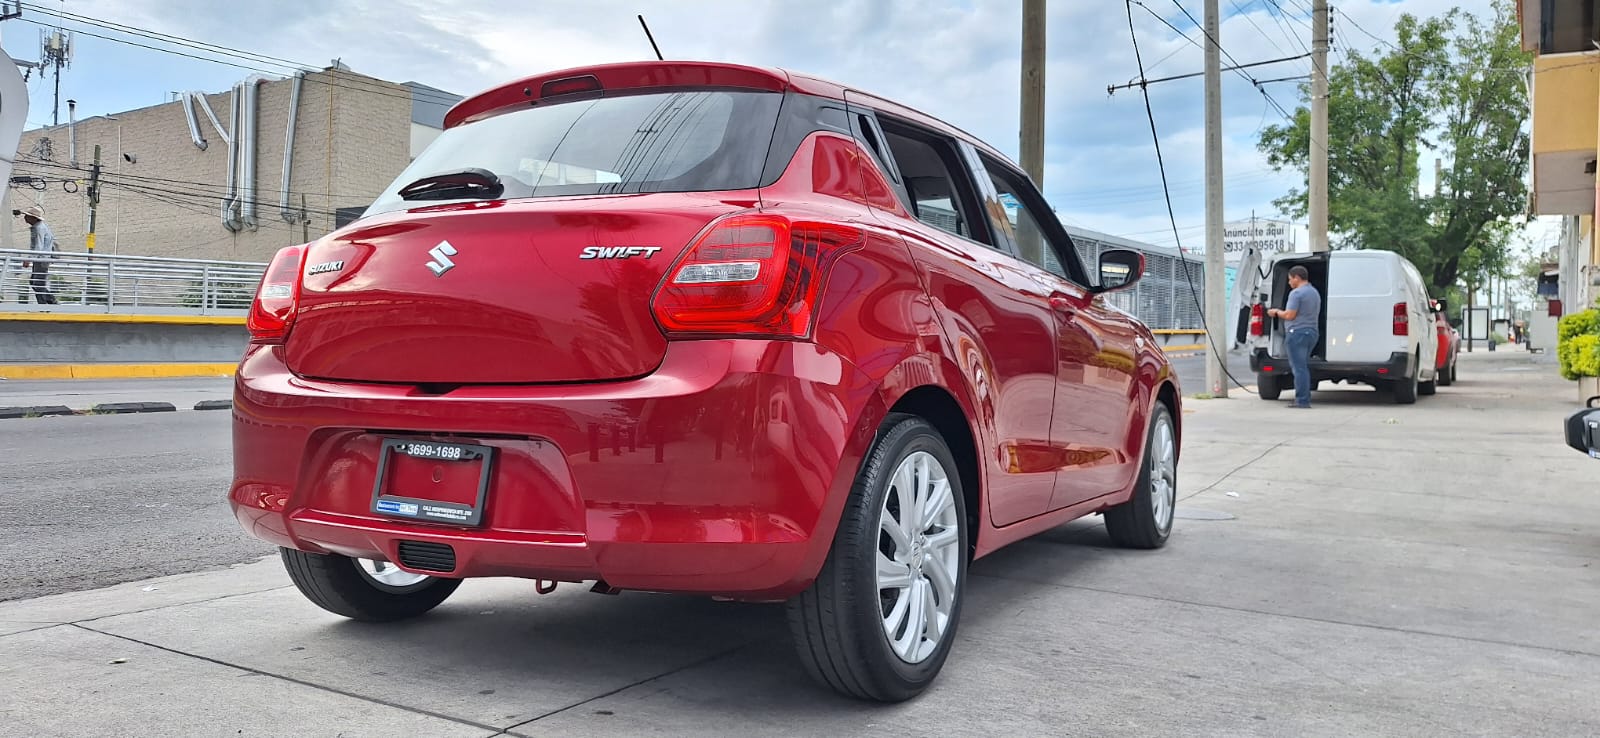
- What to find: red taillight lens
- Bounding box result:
[1249,303,1265,337]
[1393,302,1408,336]
[652,213,864,338]
[247,244,306,345]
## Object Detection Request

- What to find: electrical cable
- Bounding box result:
[1125,0,1257,395]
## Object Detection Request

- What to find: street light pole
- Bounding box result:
[1204,0,1228,397]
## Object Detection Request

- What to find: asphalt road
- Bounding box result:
[0,411,271,602]
[1168,348,1256,395]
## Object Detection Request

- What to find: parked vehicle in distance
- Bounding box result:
[230,61,1183,702]
[1432,299,1461,386]
[1566,396,1600,458]
[1248,250,1440,404]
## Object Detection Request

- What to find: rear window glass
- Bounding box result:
[1327,257,1394,297]
[366,90,782,217]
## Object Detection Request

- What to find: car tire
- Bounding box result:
[1392,366,1418,404]
[1419,375,1437,396]
[786,414,968,702]
[1438,360,1454,387]
[280,548,461,622]
[1104,404,1177,550]
[1257,373,1282,401]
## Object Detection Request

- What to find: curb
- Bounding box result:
[194,400,233,411]
[90,402,178,415]
[0,405,75,419]
[0,363,237,380]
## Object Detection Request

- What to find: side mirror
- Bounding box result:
[1565,404,1600,457]
[1097,249,1144,293]
[1434,299,1448,314]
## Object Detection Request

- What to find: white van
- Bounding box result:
[1245,250,1440,404]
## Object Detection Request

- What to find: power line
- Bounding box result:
[1129,0,1294,119]
[11,13,463,109]
[13,155,375,203]
[1227,0,1294,61]
[1124,0,1256,394]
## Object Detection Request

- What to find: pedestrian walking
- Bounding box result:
[15,205,58,305]
[1269,265,1320,409]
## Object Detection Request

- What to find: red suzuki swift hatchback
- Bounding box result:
[232,61,1182,702]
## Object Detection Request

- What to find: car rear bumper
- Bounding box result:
[230,340,873,600]
[1251,349,1413,383]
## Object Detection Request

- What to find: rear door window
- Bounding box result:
[366,90,782,217]
[876,124,986,242]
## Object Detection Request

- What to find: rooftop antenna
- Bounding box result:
[637,15,663,61]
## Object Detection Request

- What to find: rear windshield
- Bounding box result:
[365,90,782,217]
[1328,257,1394,297]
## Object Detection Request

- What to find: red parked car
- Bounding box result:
[1432,300,1460,385]
[232,61,1182,701]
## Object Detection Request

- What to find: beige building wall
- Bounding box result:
[6,68,412,264]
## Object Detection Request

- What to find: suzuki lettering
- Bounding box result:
[580,246,663,259]
[425,241,459,277]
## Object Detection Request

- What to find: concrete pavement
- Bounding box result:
[1,350,1597,736]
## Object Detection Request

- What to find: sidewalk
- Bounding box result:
[2,351,1596,736]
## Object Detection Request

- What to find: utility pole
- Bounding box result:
[86,145,100,253]
[1020,0,1046,188]
[300,194,310,243]
[1203,0,1228,397]
[1308,0,1330,253]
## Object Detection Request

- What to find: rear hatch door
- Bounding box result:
[285,196,742,384]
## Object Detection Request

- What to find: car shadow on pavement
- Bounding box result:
[211,525,1124,725]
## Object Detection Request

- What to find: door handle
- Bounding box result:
[1049,296,1078,316]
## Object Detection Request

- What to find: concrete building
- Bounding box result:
[3,66,461,263]
[1518,0,1600,316]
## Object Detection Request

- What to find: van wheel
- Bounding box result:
[1257,374,1281,401]
[280,548,461,622]
[1419,376,1437,395]
[1392,368,1418,404]
[1104,404,1176,549]
[787,414,968,702]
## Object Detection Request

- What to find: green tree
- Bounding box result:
[1257,0,1532,296]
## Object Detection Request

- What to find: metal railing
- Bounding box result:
[0,249,266,315]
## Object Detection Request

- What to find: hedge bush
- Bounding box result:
[1558,308,1600,380]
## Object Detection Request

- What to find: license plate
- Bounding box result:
[371,439,494,526]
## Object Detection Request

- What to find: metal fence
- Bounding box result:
[0,249,266,315]
[1066,226,1207,331]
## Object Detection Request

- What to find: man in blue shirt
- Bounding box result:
[1269,265,1320,408]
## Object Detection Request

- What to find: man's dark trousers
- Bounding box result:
[1286,327,1317,407]
[29,262,57,304]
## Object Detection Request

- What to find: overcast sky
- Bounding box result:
[4,0,1555,255]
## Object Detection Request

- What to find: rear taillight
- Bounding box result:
[1393,302,1408,336]
[247,244,306,344]
[1249,303,1265,336]
[651,214,864,338]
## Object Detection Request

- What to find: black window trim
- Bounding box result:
[865,113,1004,254]
[967,149,1093,288]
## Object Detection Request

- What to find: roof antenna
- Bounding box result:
[638,15,664,61]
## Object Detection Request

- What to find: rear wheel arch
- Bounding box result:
[1155,380,1181,461]
[884,385,981,561]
